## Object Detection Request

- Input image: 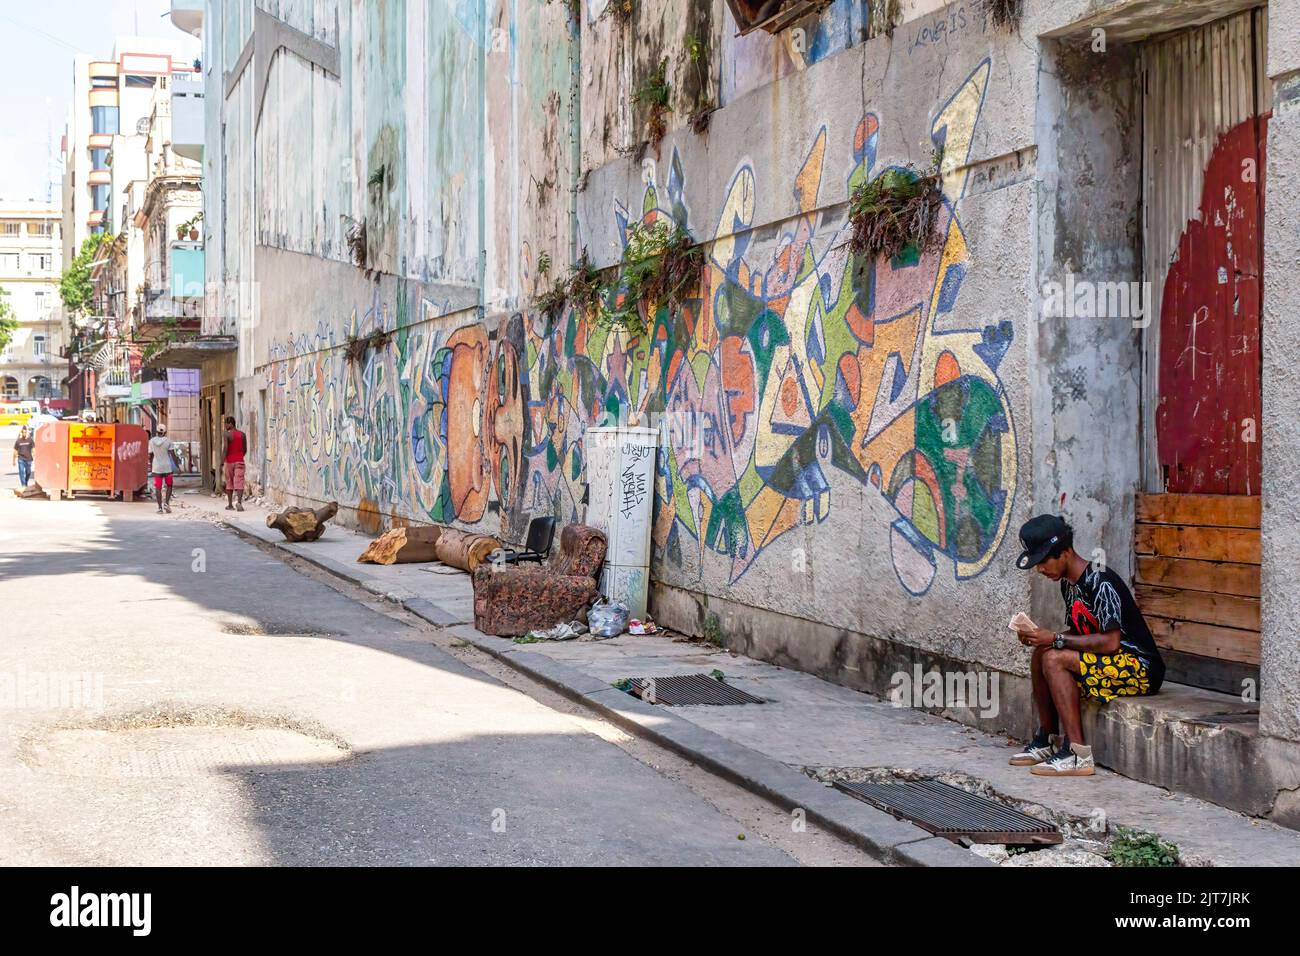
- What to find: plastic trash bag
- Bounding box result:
[588,597,629,638]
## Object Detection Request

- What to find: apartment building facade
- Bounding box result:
[0,203,64,405]
[61,34,202,430]
[194,0,1300,827]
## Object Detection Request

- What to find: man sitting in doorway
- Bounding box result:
[1009,515,1166,777]
[221,415,248,512]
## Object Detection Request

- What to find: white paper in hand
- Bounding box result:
[1008,611,1038,633]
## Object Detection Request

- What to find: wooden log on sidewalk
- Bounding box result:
[267,501,339,542]
[357,525,443,565]
[434,528,501,572]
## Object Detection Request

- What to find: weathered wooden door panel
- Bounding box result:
[1141,9,1268,496]
[1135,492,1261,694]
[1137,11,1267,694]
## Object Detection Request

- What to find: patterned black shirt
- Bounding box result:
[1060,565,1165,688]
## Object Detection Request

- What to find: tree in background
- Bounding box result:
[58,232,110,318]
[0,286,17,355]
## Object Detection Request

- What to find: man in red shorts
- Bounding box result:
[148,424,180,514]
[221,415,248,512]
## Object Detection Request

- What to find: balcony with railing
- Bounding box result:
[100,364,133,399]
[141,287,203,323]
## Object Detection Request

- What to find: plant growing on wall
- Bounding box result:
[535,252,604,324]
[141,318,183,362]
[344,327,393,364]
[982,0,1024,31]
[683,33,715,134]
[604,0,635,25]
[605,219,701,333]
[533,221,702,333]
[702,613,724,648]
[632,58,671,154]
[847,150,944,263]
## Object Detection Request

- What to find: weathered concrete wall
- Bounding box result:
[566,4,1043,685]
[1031,36,1143,621]
[209,1,1299,755]
[230,2,1044,693]
[1260,0,1300,742]
[217,2,1033,676]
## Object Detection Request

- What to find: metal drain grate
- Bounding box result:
[629,674,764,706]
[833,779,1062,845]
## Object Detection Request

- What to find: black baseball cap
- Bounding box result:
[1016,514,1073,569]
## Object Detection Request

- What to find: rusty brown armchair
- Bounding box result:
[472,524,608,636]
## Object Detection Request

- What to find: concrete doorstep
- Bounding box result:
[181,492,1300,867]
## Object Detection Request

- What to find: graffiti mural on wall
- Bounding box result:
[262,59,1015,597]
[265,292,530,535]
[524,59,1014,596]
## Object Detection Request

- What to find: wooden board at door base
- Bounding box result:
[1134,492,1260,692]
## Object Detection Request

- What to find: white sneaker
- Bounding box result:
[1009,733,1061,766]
[1030,740,1095,777]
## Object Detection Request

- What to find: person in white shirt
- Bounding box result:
[148,424,180,514]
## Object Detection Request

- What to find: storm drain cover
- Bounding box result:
[629,674,764,706]
[833,779,1062,845]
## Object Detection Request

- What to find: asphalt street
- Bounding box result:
[0,427,869,865]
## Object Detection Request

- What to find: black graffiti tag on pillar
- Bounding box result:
[620,463,647,521]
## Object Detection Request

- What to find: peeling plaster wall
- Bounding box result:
[485,0,579,314]
[217,0,1045,688]
[1031,38,1143,619]
[205,1,1299,741]
[566,3,1041,679]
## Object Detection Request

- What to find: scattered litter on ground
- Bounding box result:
[588,598,629,638]
[515,620,588,643]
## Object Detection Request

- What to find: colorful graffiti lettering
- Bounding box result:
[524,59,1015,595]
[262,60,1015,597]
[265,288,530,537]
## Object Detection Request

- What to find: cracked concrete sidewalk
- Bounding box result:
[178,490,1300,867]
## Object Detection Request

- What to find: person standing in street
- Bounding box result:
[149,424,180,514]
[221,415,247,512]
[12,426,34,488]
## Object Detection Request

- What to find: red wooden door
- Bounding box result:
[1139,11,1268,692]
[1156,115,1266,495]
[1144,11,1268,496]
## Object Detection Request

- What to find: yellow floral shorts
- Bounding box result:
[1075,652,1153,702]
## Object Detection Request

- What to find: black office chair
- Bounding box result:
[496,515,557,565]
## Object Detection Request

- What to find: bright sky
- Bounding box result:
[0,1,196,203]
